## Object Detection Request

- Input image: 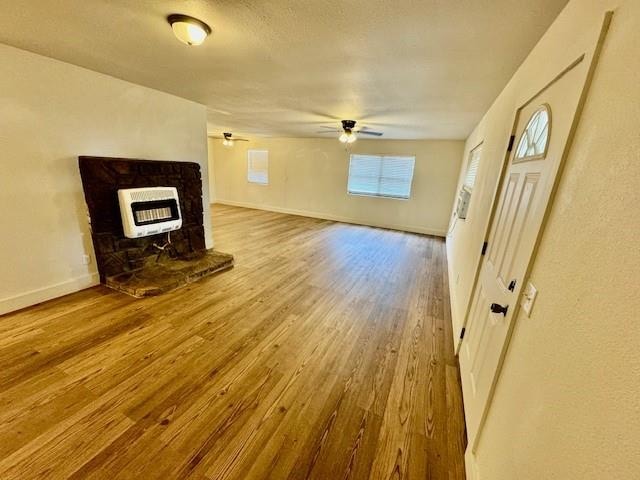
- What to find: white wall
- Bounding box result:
[209,137,463,236]
[0,44,212,315]
[208,146,217,203]
[447,1,640,478]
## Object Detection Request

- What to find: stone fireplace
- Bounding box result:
[78,156,233,297]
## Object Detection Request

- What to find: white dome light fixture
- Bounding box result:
[168,14,212,46]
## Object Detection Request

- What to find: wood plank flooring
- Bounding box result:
[0,204,466,479]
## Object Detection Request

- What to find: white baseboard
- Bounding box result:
[445,239,464,355]
[214,199,447,237]
[0,272,100,316]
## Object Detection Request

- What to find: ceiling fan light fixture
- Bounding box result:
[217,132,249,146]
[168,14,212,46]
[339,131,357,144]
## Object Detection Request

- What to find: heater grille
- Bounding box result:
[130,189,176,202]
[135,207,172,223]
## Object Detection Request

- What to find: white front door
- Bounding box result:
[459,58,588,451]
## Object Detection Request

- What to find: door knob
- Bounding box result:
[490,303,509,316]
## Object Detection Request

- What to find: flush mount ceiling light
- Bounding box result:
[167,14,212,46]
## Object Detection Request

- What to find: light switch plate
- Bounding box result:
[521,282,537,317]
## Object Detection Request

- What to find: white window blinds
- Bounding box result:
[463,144,482,190]
[347,154,415,199]
[247,149,269,184]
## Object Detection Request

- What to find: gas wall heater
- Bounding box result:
[117,187,182,238]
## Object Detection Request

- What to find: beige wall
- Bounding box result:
[0,44,211,315]
[446,0,614,337]
[447,1,640,478]
[209,137,463,235]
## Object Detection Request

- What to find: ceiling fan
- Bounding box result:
[317,120,383,143]
[210,132,249,147]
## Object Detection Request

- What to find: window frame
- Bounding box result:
[347,153,416,200]
[247,149,269,185]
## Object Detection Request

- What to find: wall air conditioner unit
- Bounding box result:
[456,188,472,220]
[118,187,182,238]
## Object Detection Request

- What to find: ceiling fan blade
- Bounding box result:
[315,130,340,134]
[357,130,383,136]
[318,125,339,130]
[208,135,249,141]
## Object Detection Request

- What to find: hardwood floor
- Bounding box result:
[0,204,466,479]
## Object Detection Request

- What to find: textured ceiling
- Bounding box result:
[0,0,568,139]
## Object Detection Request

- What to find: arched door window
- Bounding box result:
[515,105,551,161]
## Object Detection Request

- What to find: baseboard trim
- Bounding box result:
[214,200,447,237]
[0,272,100,316]
[445,239,463,354]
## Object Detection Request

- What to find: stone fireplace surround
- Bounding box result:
[78,156,232,296]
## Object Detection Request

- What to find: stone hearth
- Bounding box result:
[106,249,233,298]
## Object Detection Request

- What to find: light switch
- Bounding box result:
[521,282,538,317]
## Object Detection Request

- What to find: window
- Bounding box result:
[515,105,551,160]
[247,149,268,184]
[347,154,415,199]
[463,143,483,190]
